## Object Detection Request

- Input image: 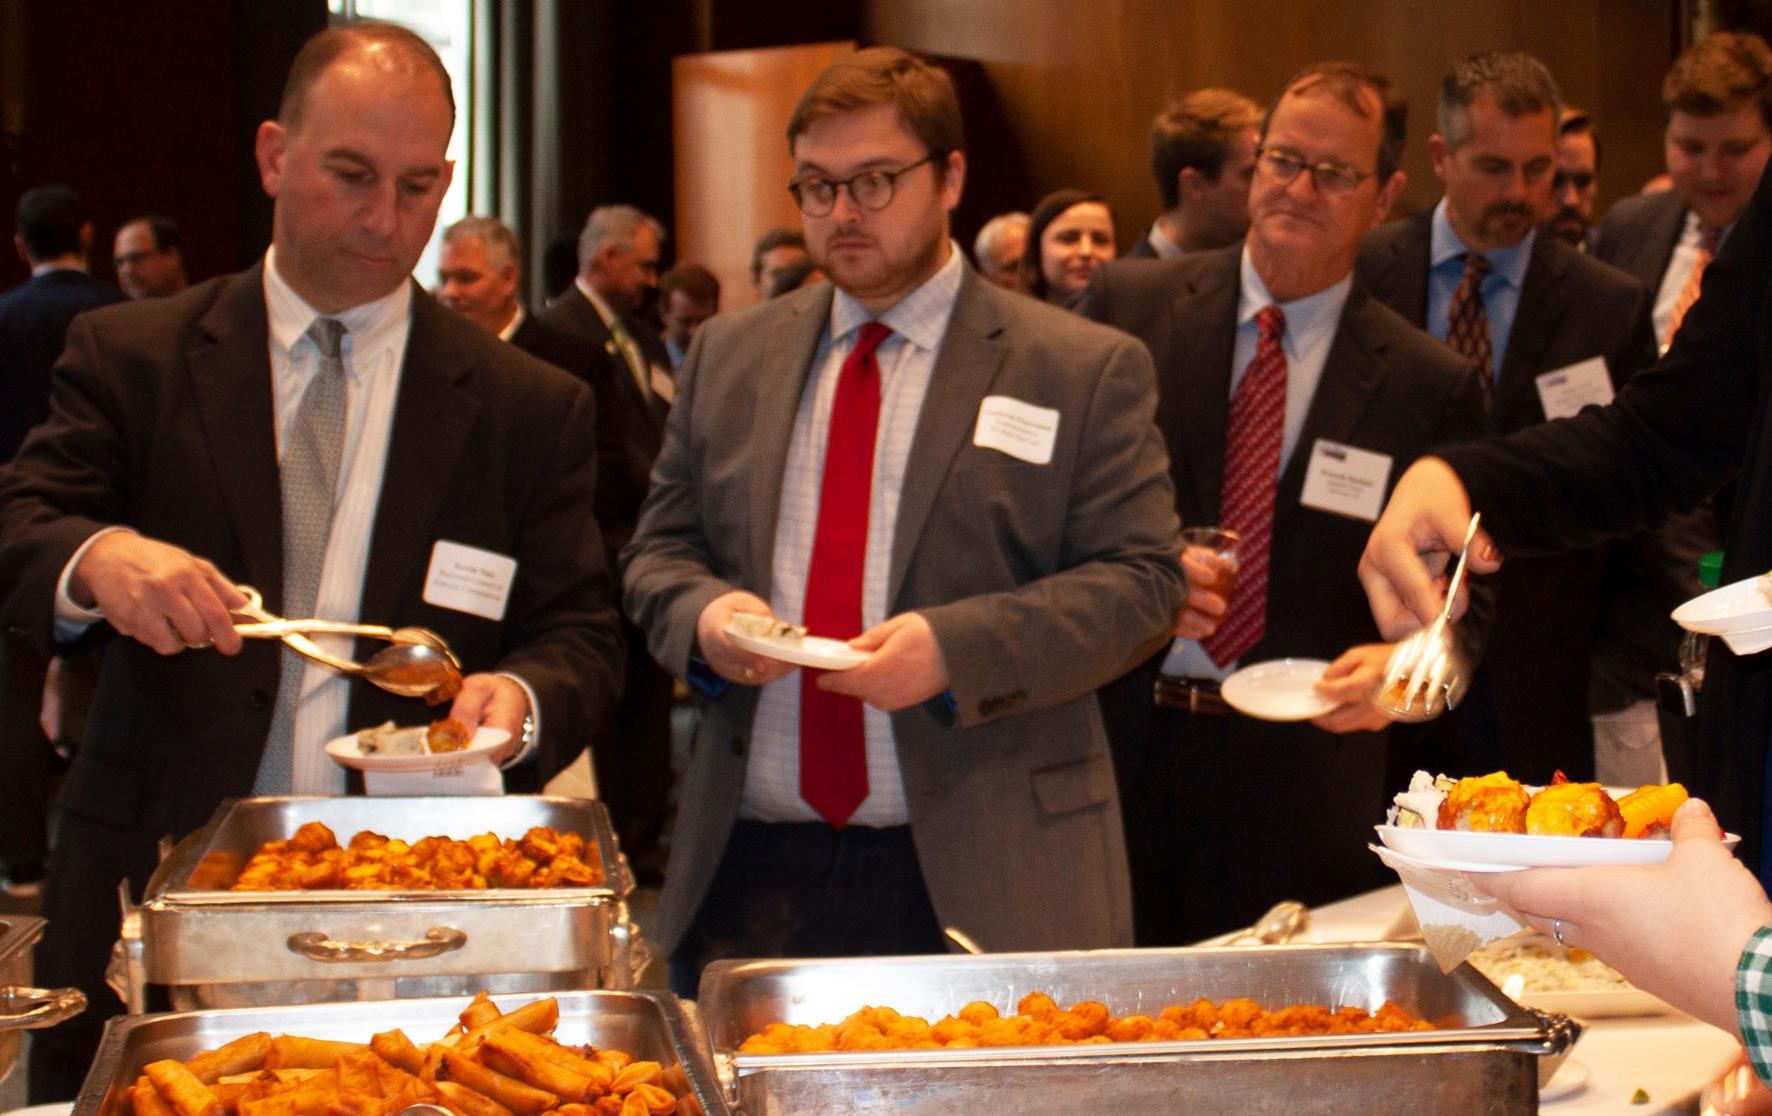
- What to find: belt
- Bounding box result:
[1153,675,1228,716]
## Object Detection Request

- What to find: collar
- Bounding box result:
[828,239,966,352]
[497,303,525,342]
[1147,220,1184,258]
[1682,208,1736,250]
[573,275,619,328]
[1430,197,1534,289]
[31,260,86,277]
[1237,244,1352,336]
[262,247,412,378]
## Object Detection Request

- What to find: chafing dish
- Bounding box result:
[0,915,87,1085]
[110,796,646,1011]
[699,943,1578,1114]
[74,989,728,1116]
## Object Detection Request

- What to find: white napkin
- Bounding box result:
[1370,844,1529,970]
[364,757,504,796]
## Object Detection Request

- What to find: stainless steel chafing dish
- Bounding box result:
[0,915,87,1085]
[109,796,646,1011]
[74,990,729,1116]
[698,943,1579,1115]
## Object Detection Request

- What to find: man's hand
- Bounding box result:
[73,532,247,655]
[818,612,949,712]
[694,590,796,686]
[1174,547,1230,639]
[447,673,530,764]
[1310,643,1396,734]
[1357,457,1498,639]
[1472,798,1772,1039]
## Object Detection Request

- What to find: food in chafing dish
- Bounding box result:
[1388,770,1687,838]
[356,718,473,757]
[230,822,603,891]
[737,992,1436,1053]
[126,993,694,1116]
[725,613,808,644]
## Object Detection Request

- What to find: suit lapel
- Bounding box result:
[1375,214,1432,327]
[1165,251,1241,521]
[1276,287,1388,525]
[888,272,1010,602]
[1493,235,1569,427]
[746,287,834,599]
[358,287,481,624]
[185,265,284,599]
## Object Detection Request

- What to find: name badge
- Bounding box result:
[973,395,1059,465]
[649,362,676,406]
[1535,356,1614,420]
[423,540,517,622]
[1300,439,1393,522]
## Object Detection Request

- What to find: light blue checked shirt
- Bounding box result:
[740,243,967,826]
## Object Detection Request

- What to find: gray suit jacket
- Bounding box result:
[1595,189,1687,293]
[623,268,1186,955]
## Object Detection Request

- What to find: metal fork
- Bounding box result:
[1373,512,1481,723]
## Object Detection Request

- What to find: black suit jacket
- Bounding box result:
[1356,212,1656,780]
[0,269,124,461]
[1595,189,1687,293]
[536,287,670,565]
[1437,163,1772,865]
[1079,249,1485,918]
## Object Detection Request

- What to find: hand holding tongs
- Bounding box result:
[230,585,463,702]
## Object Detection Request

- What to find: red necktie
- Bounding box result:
[1446,253,1494,407]
[1203,305,1286,668]
[1667,226,1719,348]
[800,321,893,827]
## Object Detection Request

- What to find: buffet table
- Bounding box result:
[1295,885,1740,1113]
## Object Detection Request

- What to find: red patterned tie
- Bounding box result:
[1667,226,1719,347]
[1203,305,1286,668]
[1446,253,1494,407]
[800,321,893,827]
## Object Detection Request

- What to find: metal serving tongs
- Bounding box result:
[231,585,464,702]
[1373,512,1481,722]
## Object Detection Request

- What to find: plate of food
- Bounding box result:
[324,718,509,772]
[1376,771,1735,868]
[1468,934,1669,1018]
[1220,658,1336,721]
[724,613,869,671]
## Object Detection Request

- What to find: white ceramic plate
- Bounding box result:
[325,725,510,772]
[1220,658,1335,721]
[1539,1056,1590,1101]
[726,625,869,671]
[1672,574,1772,634]
[1377,824,1739,868]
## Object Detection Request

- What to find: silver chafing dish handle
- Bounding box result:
[606,902,652,989]
[0,985,87,1032]
[1529,1009,1582,1056]
[285,926,467,962]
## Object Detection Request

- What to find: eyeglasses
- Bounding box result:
[787,154,941,217]
[1257,147,1374,195]
[1553,170,1595,192]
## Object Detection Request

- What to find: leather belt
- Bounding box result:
[1154,675,1228,716]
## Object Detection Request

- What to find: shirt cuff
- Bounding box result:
[496,672,541,768]
[1735,924,1772,1085]
[53,526,136,641]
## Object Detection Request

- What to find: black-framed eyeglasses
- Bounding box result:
[787,154,942,217]
[1553,170,1595,192]
[1257,146,1374,196]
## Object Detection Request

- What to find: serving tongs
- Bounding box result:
[231,585,463,702]
[1373,512,1480,723]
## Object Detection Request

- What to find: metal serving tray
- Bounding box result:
[699,943,1578,1115]
[112,796,645,1010]
[0,916,86,1085]
[74,990,729,1116]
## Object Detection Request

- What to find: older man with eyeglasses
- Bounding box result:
[623,46,1185,995]
[1079,62,1488,943]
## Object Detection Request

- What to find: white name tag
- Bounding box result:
[1535,356,1614,420]
[649,362,675,406]
[973,395,1059,465]
[1300,439,1393,522]
[423,540,517,622]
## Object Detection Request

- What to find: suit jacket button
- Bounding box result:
[729,736,745,756]
[248,688,272,710]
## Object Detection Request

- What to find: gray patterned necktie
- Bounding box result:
[254,317,349,794]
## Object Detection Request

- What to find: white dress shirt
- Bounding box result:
[1161,246,1352,681]
[1652,211,1732,352]
[741,242,966,827]
[497,304,525,342]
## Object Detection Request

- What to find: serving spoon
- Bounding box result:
[230,586,463,703]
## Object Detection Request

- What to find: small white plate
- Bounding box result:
[1377,824,1739,868]
[325,725,510,772]
[1539,1056,1590,1101]
[1673,574,1772,634]
[726,625,869,671]
[1220,658,1335,721]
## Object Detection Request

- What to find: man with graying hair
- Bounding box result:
[1356,50,1654,786]
[972,211,1028,288]
[0,23,623,1097]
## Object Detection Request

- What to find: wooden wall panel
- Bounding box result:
[672,41,856,310]
[863,0,1675,253]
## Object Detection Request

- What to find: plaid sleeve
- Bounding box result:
[1736,925,1772,1083]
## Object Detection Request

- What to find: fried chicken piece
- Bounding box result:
[289,821,339,854]
[1526,781,1625,837]
[1436,771,1530,832]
